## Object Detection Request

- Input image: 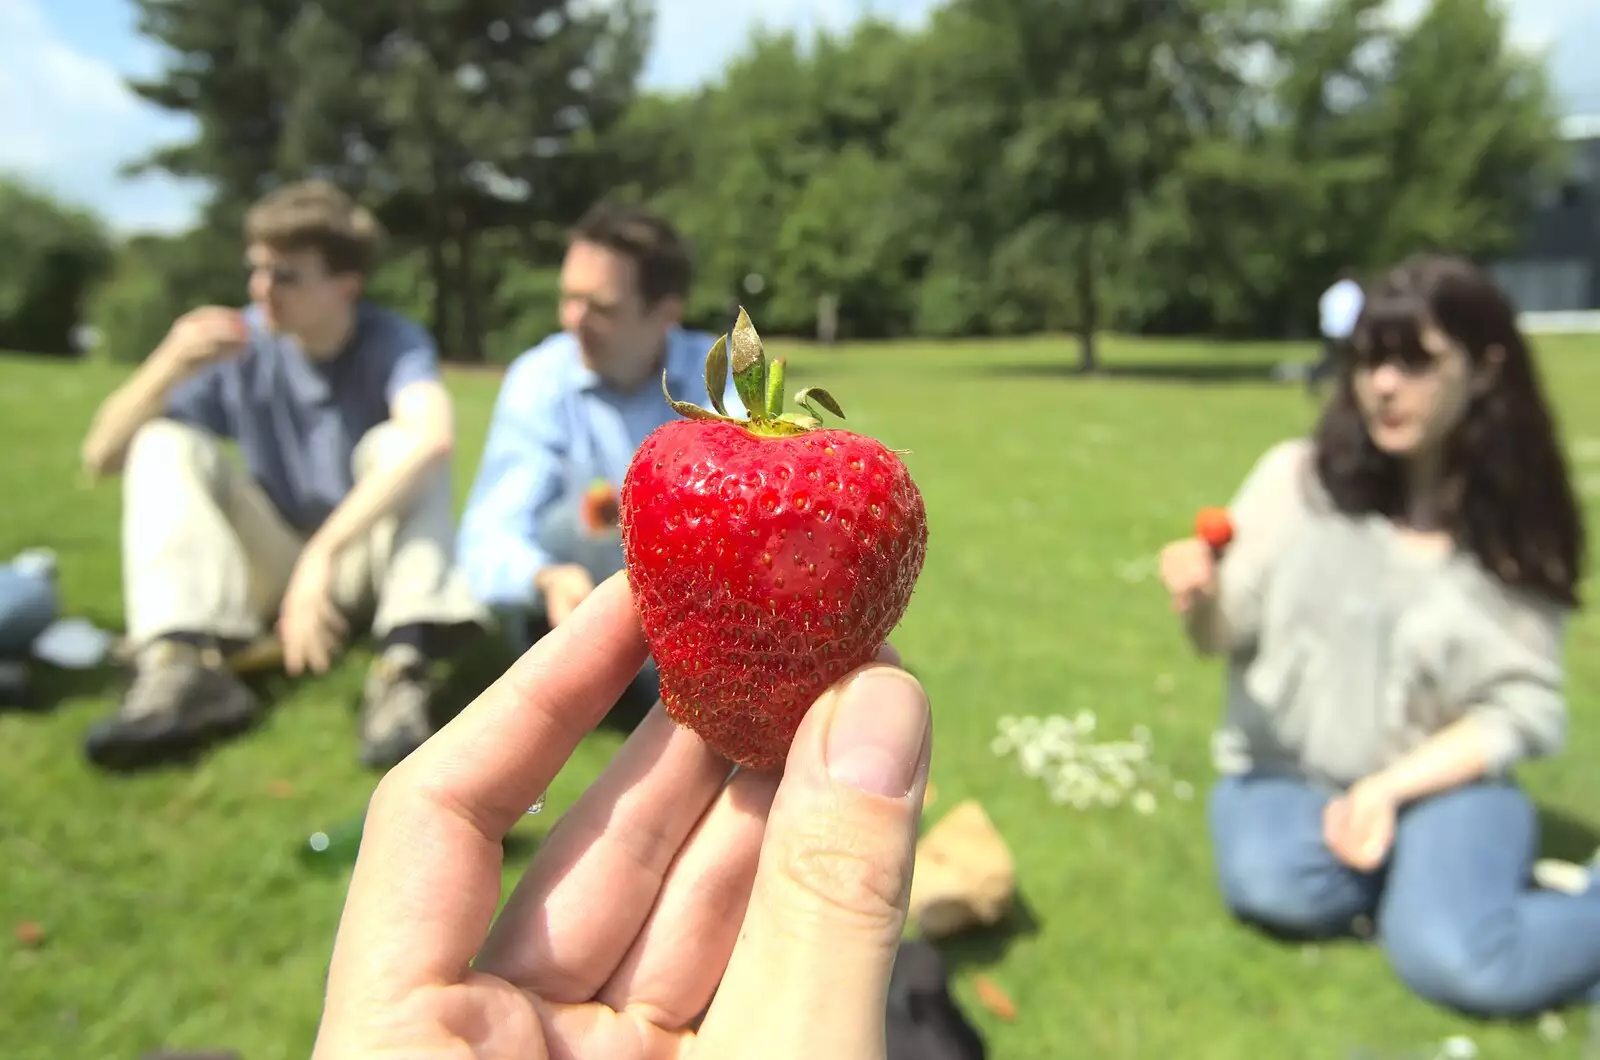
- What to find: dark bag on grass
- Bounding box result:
[886,939,988,1060]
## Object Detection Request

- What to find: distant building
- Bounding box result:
[1491,114,1600,327]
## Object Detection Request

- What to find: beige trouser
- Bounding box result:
[121,418,488,648]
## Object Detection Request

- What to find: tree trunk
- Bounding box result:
[426,218,453,359]
[454,203,484,362]
[1075,238,1099,373]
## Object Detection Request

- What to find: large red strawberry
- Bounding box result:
[620,308,929,772]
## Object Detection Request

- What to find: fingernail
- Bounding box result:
[826,668,929,798]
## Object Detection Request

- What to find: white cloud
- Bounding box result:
[0,0,206,234]
[0,0,1594,236]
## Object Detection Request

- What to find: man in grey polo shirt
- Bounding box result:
[79,180,487,771]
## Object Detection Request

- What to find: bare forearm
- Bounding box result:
[80,348,191,476]
[306,432,451,560]
[1366,717,1491,806]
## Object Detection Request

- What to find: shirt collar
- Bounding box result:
[573,328,706,396]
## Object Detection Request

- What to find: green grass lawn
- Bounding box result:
[7,333,1600,1059]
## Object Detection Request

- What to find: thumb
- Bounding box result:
[695,662,931,1058]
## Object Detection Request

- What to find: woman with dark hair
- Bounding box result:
[1158,254,1599,1017]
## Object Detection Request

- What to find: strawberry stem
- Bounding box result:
[662,306,849,437]
[764,357,787,419]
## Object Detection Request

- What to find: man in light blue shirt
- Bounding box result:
[1308,269,1365,393]
[456,202,741,713]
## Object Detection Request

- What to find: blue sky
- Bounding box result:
[3,0,1596,235]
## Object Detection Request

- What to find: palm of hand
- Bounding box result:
[314,653,779,1060]
[346,973,680,1059]
[314,574,925,1060]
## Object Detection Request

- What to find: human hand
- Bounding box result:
[278,546,347,675]
[536,562,596,627]
[1158,537,1218,614]
[312,572,931,1060]
[158,307,249,372]
[1323,777,1399,871]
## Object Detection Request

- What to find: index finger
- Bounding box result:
[325,572,649,1001]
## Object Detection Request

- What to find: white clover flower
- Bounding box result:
[1537,1012,1566,1042]
[1039,733,1073,759]
[1018,745,1049,777]
[992,714,1193,815]
[1439,1034,1477,1059]
[1173,781,1195,801]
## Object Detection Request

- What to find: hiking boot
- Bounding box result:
[85,639,262,771]
[359,643,436,769]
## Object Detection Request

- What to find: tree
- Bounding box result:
[1369,0,1566,263]
[640,20,921,336]
[892,0,1242,367]
[0,181,112,356]
[124,0,652,361]
[1128,0,1395,337]
[1128,0,1566,338]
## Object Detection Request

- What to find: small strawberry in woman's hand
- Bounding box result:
[1194,506,1234,553]
[620,309,929,772]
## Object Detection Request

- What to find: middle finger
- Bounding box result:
[591,642,904,1025]
[475,704,734,1002]
[317,596,349,639]
[592,765,779,1028]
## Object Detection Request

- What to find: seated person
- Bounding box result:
[79,179,487,771]
[455,201,741,706]
[1159,254,1600,1018]
[0,551,56,662]
[0,551,58,706]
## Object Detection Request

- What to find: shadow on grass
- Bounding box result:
[501,830,543,861]
[427,625,658,737]
[959,360,1287,386]
[1537,802,1600,862]
[934,890,1045,974]
[429,628,518,727]
[0,660,123,713]
[929,803,1600,961]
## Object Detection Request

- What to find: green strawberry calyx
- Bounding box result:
[663,306,846,437]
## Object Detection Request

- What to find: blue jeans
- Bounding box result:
[495,491,658,708]
[1209,773,1600,1016]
